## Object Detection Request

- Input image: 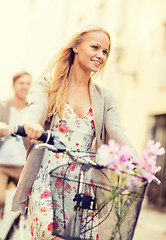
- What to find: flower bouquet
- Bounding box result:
[49,140,165,240]
[96,140,165,240]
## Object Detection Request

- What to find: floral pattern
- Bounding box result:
[28,102,98,240]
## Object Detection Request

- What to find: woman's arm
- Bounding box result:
[22,77,49,125]
[21,77,49,147]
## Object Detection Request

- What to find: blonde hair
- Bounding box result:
[42,26,111,120]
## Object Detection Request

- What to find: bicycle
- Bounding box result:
[13,125,161,240]
[0,138,30,240]
[0,206,29,240]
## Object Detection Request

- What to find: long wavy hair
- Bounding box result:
[41,26,111,120]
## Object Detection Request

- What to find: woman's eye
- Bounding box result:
[91,45,98,50]
[103,50,108,55]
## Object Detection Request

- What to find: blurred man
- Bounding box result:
[0,72,32,212]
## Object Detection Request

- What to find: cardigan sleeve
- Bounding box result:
[20,77,49,153]
[104,88,139,158]
[21,77,49,126]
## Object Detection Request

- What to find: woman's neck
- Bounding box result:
[70,64,91,89]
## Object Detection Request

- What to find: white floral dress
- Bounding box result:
[28,101,98,240]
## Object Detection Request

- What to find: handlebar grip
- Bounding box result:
[14,125,55,145]
[14,125,27,137]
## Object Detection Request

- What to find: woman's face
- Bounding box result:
[73,31,110,73]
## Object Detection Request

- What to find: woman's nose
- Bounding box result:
[96,50,104,59]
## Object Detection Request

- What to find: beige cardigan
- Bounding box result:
[12,77,138,212]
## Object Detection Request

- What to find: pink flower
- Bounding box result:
[90,178,94,188]
[121,160,135,173]
[97,144,113,166]
[118,145,133,162]
[131,144,163,182]
[64,213,68,220]
[97,140,124,174]
[31,225,33,236]
[43,190,51,198]
[127,176,142,191]
[87,108,93,116]
[48,221,59,230]
[61,106,71,119]
[64,183,71,193]
[96,139,165,183]
[55,177,63,189]
[29,187,34,195]
[114,167,122,176]
[91,120,95,128]
[135,140,165,181]
[146,140,165,155]
[39,190,51,199]
[58,124,69,134]
[47,222,53,231]
[69,163,76,171]
[40,207,47,213]
[55,153,60,158]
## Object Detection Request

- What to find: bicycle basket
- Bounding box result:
[50,162,147,240]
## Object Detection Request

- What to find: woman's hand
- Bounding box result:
[0,122,11,137]
[22,122,44,144]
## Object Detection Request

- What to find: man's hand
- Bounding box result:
[0,122,11,137]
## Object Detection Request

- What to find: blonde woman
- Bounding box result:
[12,26,138,240]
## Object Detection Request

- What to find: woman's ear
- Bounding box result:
[73,45,78,53]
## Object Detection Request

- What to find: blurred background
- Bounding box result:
[0,0,166,239]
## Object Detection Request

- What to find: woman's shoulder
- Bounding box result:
[91,81,118,110]
[92,81,114,100]
[31,74,50,90]
[26,75,50,105]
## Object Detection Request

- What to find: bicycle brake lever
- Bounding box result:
[0,133,18,142]
[0,136,9,142]
[35,143,58,152]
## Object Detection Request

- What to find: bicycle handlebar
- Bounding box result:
[13,126,161,184]
[14,125,68,152]
[13,125,97,167]
[14,125,55,145]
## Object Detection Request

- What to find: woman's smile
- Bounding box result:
[90,58,102,67]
